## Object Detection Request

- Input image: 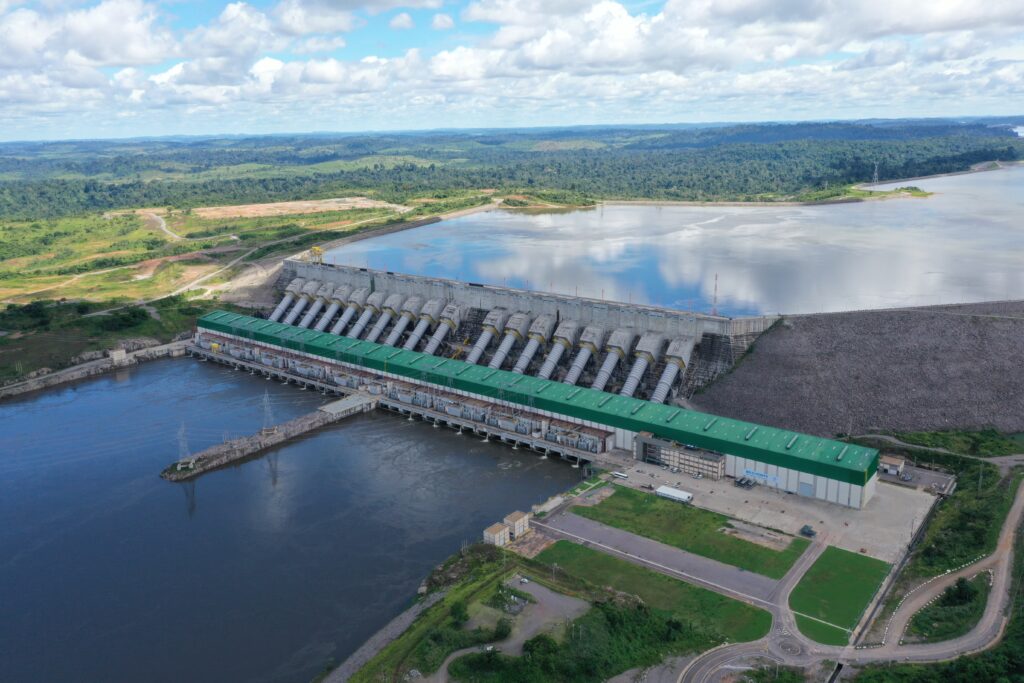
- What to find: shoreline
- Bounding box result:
[0,339,189,400]
[599,159,1022,209]
[855,159,1022,189]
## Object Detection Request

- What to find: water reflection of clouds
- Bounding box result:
[327,167,1024,315]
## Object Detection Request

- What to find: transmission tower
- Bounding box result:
[262,389,274,428]
[177,422,190,461]
[873,162,880,184]
[262,389,277,434]
[711,273,719,317]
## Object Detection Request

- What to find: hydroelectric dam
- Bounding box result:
[187,259,879,508]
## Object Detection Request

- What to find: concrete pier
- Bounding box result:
[161,393,377,481]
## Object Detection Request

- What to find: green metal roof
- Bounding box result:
[198,310,878,485]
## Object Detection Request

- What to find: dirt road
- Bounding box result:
[143,212,183,240]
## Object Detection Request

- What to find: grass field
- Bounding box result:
[572,485,810,579]
[907,573,991,643]
[789,546,890,645]
[537,541,771,642]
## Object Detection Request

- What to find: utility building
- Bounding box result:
[483,523,511,547]
[503,511,531,538]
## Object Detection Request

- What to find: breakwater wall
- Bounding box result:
[161,393,377,481]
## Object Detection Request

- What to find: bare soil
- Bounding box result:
[187,196,405,219]
[693,301,1024,437]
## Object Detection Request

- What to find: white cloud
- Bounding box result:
[389,12,413,30]
[431,13,453,30]
[61,0,173,66]
[294,35,348,53]
[1,0,1023,139]
[273,0,354,35]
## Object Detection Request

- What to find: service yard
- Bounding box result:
[608,461,935,563]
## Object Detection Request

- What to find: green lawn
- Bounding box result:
[537,541,771,642]
[572,485,810,579]
[794,614,851,646]
[789,546,890,645]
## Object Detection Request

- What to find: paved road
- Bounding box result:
[537,513,779,604]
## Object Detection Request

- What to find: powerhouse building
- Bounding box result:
[195,311,879,508]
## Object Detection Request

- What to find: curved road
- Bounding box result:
[681,478,1024,681]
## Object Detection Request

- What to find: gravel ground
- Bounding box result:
[692,301,1024,437]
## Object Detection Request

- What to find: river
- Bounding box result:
[0,359,580,683]
[326,165,1024,316]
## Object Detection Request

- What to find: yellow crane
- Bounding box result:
[309,246,324,264]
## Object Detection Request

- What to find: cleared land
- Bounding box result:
[572,485,809,579]
[789,546,890,646]
[537,541,772,642]
[694,302,1024,436]
[145,196,406,219]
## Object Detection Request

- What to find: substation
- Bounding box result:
[190,259,879,508]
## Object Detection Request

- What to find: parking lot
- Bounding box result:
[878,463,956,495]
[609,461,937,563]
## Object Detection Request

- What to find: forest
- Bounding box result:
[1,120,1022,219]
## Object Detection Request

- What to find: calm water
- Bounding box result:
[0,360,579,683]
[326,166,1024,315]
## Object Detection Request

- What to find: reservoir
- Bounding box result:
[327,165,1024,316]
[0,359,580,683]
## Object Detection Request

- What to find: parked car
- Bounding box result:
[800,525,817,538]
[691,472,703,480]
[901,473,913,481]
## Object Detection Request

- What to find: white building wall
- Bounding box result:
[826,478,839,504]
[862,475,877,504]
[838,481,851,507]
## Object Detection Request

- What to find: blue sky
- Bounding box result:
[1,0,1022,140]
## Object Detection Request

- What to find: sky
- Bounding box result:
[1,0,1022,141]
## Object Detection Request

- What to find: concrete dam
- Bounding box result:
[189,259,878,508]
[273,260,777,402]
